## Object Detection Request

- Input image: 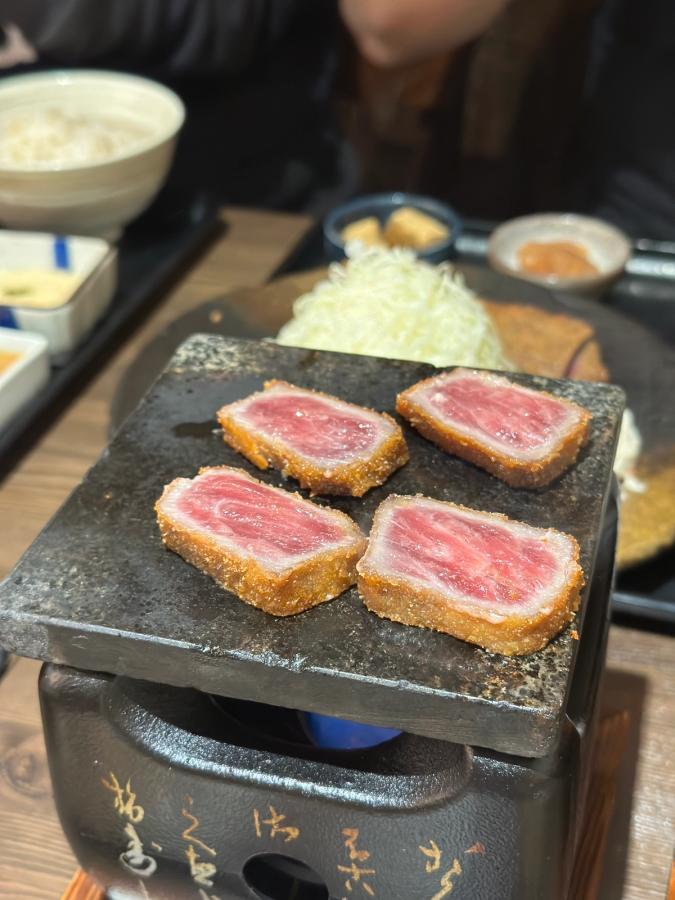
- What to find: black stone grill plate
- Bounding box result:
[0,336,624,757]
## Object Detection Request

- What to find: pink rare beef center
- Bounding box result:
[175,471,345,562]
[425,375,571,451]
[239,393,381,463]
[384,506,559,606]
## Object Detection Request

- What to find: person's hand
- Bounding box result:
[0,23,37,69]
[339,0,510,67]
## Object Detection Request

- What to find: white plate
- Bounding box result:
[0,230,117,361]
[0,327,49,430]
[487,213,631,295]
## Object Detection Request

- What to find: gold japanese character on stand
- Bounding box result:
[343,829,371,863]
[185,844,217,887]
[419,839,442,873]
[338,827,376,897]
[101,771,156,881]
[464,842,486,856]
[338,860,377,896]
[431,859,462,899]
[253,805,300,843]
[101,772,144,823]
[182,797,217,857]
[119,823,157,878]
[419,839,466,898]
[197,891,221,900]
[180,795,222,899]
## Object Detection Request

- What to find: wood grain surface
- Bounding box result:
[0,209,672,900]
[60,870,104,900]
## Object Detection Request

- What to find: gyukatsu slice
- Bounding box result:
[156,466,366,616]
[217,380,408,496]
[357,495,584,656]
[396,368,591,488]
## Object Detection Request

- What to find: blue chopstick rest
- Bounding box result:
[0,307,17,329]
[53,235,70,271]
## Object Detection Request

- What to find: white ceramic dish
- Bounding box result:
[487,213,631,295]
[0,328,49,430]
[0,230,117,361]
[0,70,185,238]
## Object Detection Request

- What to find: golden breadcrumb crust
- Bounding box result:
[217,380,409,497]
[481,300,593,379]
[396,375,591,488]
[357,501,584,656]
[156,467,367,616]
[567,340,610,382]
[480,300,610,383]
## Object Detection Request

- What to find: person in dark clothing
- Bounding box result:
[341,0,675,240]
[4,1,674,237]
[0,0,352,214]
[576,0,675,239]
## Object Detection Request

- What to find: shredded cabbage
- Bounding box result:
[276,246,511,371]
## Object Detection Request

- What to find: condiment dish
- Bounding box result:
[488,213,631,296]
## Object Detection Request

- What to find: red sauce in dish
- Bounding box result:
[517,241,599,278]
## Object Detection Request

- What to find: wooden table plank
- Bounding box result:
[0,207,672,899]
[0,656,74,899]
[600,631,675,899]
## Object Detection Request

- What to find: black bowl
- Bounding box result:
[323,191,463,264]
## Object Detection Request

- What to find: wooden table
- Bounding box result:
[0,208,672,900]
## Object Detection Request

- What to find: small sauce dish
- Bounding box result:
[0,327,49,429]
[487,213,631,296]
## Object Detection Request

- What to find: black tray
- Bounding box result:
[270,222,675,630]
[0,186,223,479]
[0,335,623,757]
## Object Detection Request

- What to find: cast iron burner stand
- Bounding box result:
[0,337,624,900]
